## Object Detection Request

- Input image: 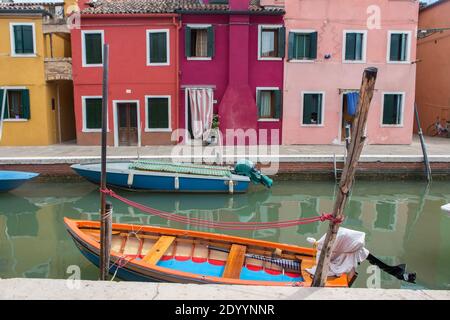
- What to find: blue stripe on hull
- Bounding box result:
[73,168,249,193]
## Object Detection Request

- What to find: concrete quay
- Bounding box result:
[0,278,449,300]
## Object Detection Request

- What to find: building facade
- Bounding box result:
[72,2,179,146]
[178,0,285,145]
[0,1,75,146]
[416,0,450,136]
[282,0,419,145]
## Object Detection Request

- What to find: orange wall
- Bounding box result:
[416,1,450,134]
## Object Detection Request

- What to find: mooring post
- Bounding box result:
[414,102,432,182]
[99,43,110,281]
[311,67,378,287]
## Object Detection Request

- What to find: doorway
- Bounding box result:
[114,101,140,146]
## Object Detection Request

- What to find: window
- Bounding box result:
[0,89,30,120]
[147,30,169,65]
[256,88,281,120]
[82,31,103,66]
[82,97,102,131]
[288,31,318,61]
[258,25,285,60]
[146,96,171,131]
[344,31,366,62]
[302,93,324,125]
[374,202,396,231]
[388,32,410,62]
[10,23,35,56]
[382,93,403,126]
[185,25,214,59]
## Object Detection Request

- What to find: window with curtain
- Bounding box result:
[302,93,323,125]
[288,31,318,60]
[12,24,34,55]
[257,89,281,119]
[147,97,169,130]
[84,98,102,130]
[259,26,285,59]
[345,32,364,61]
[382,94,403,125]
[185,26,214,58]
[389,33,408,62]
[83,32,103,65]
[2,89,30,120]
[148,31,168,64]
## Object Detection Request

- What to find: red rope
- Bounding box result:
[100,188,344,230]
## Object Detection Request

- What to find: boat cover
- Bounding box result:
[129,160,232,177]
[441,203,450,213]
[306,227,369,277]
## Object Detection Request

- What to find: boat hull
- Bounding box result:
[0,170,39,192]
[65,218,353,287]
[71,162,250,193]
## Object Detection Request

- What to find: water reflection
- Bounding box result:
[0,180,449,289]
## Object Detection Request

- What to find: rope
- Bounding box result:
[100,188,345,230]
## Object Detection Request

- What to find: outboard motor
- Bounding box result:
[234,159,273,188]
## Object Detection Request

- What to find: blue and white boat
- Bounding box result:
[0,170,39,192]
[71,160,264,194]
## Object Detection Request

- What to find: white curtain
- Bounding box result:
[259,91,272,118]
[187,88,213,141]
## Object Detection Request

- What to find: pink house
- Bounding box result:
[178,0,285,145]
[282,0,419,145]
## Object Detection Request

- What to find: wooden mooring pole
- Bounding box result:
[312,67,378,287]
[99,44,111,281]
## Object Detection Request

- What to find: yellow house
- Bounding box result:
[0,1,75,146]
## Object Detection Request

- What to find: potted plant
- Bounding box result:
[207,114,220,145]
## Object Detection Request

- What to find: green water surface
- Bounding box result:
[0,180,449,290]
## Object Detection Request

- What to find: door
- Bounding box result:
[117,102,138,146]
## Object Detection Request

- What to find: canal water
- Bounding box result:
[0,179,449,290]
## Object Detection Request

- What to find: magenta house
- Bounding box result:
[178,0,285,145]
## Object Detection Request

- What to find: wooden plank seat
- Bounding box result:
[222,244,247,279]
[142,236,176,265]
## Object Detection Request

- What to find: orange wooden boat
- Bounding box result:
[64,218,356,287]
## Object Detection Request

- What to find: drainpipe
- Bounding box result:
[173,15,182,144]
[57,83,62,143]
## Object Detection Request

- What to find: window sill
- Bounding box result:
[187,57,212,61]
[146,62,170,67]
[343,60,366,64]
[258,57,283,61]
[301,124,324,127]
[3,118,29,122]
[380,124,404,128]
[258,118,280,122]
[82,64,103,68]
[288,59,315,63]
[145,128,172,133]
[82,129,110,133]
[386,61,411,64]
[10,54,37,58]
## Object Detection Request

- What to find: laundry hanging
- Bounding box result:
[346,92,359,116]
[187,88,213,141]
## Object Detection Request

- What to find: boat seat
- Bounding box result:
[222,244,247,279]
[142,236,176,265]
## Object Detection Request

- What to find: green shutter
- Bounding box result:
[383,94,395,124]
[0,89,6,119]
[148,98,169,129]
[21,89,30,119]
[22,25,34,54]
[85,33,102,65]
[185,26,191,58]
[287,32,295,60]
[310,32,318,59]
[150,32,167,63]
[303,94,313,124]
[86,98,102,129]
[345,33,356,60]
[14,26,24,54]
[207,26,215,58]
[278,27,285,58]
[256,91,262,118]
[390,34,400,61]
[317,94,322,124]
[274,90,281,119]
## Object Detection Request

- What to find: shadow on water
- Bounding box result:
[0,179,449,289]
